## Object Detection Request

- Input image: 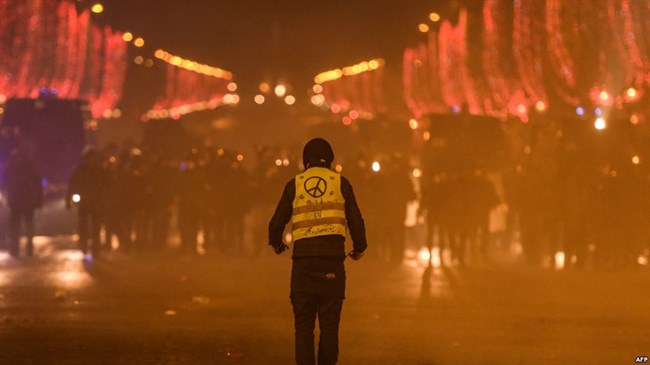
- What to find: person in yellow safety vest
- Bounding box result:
[269,138,367,365]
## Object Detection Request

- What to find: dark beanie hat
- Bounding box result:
[302,138,334,168]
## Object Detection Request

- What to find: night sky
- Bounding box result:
[101,0,450,93]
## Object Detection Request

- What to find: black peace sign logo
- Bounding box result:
[304,176,328,198]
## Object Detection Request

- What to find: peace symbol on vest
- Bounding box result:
[304,176,327,198]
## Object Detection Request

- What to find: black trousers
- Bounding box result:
[291,257,345,365]
[8,208,35,256]
[78,205,102,257]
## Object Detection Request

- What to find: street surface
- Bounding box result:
[0,237,648,365]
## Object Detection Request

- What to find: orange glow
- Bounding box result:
[312,84,323,93]
[335,164,343,172]
[284,95,296,105]
[409,118,418,129]
[429,12,441,22]
[227,82,238,92]
[122,32,133,42]
[236,154,244,162]
[134,56,144,65]
[632,156,640,164]
[259,82,271,93]
[134,37,145,47]
[535,101,546,112]
[342,116,352,125]
[254,94,265,104]
[349,110,359,119]
[423,131,431,141]
[418,23,430,33]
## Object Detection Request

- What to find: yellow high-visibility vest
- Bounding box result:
[292,167,347,241]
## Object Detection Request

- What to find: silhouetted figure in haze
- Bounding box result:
[178,149,207,255]
[464,170,499,264]
[269,138,367,365]
[3,147,43,257]
[67,149,106,258]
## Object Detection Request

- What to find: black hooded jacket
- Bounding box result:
[268,161,367,258]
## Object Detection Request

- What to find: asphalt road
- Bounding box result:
[0,238,648,365]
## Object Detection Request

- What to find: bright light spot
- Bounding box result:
[576,106,585,116]
[451,105,461,113]
[122,32,133,42]
[231,94,240,104]
[282,158,290,167]
[217,148,224,156]
[429,12,441,22]
[72,194,81,203]
[331,104,341,113]
[259,82,270,93]
[535,101,546,112]
[254,94,265,104]
[418,247,431,262]
[412,168,422,178]
[275,159,282,166]
[517,104,527,114]
[236,154,244,162]
[594,117,606,130]
[594,107,602,116]
[134,37,145,47]
[599,90,609,101]
[311,94,324,106]
[418,23,430,33]
[0,94,6,104]
[134,56,144,65]
[227,82,237,92]
[409,118,419,129]
[626,87,637,98]
[423,131,431,141]
[284,232,293,244]
[335,164,343,173]
[630,114,639,125]
[638,255,648,265]
[64,251,85,262]
[349,110,359,119]
[342,116,352,125]
[91,3,104,14]
[312,84,323,94]
[371,161,381,172]
[632,155,640,164]
[0,252,10,262]
[274,84,287,97]
[284,95,296,105]
[554,251,565,270]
